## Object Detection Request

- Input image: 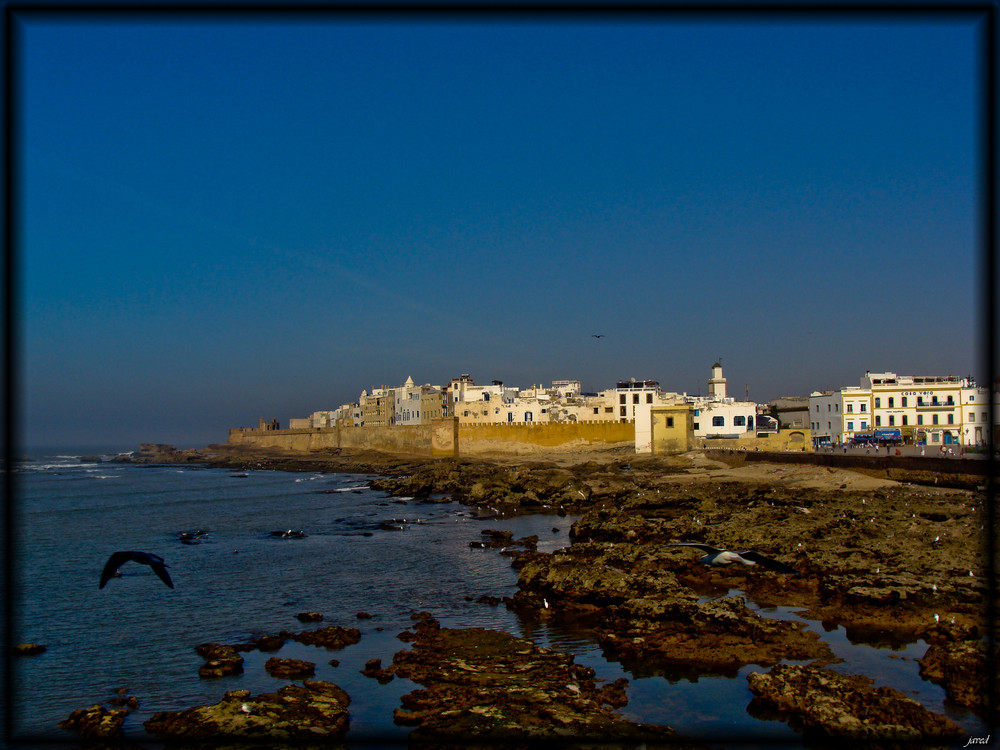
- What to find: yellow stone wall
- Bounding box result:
[457,421,634,455]
[650,405,693,454]
[698,429,812,452]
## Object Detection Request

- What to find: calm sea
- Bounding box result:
[10,450,987,747]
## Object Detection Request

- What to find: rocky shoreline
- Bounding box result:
[58,442,996,745]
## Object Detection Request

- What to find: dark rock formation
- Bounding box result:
[144,682,350,747]
[13,643,46,656]
[264,657,316,678]
[746,664,964,741]
[296,611,323,622]
[360,658,395,683]
[918,631,998,718]
[253,635,285,652]
[388,615,689,746]
[195,643,244,678]
[59,704,129,740]
[282,625,361,649]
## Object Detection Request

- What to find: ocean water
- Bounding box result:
[10,452,987,747]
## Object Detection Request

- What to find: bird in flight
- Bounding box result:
[666,542,799,575]
[591,334,604,339]
[99,551,174,589]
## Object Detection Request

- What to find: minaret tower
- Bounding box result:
[708,361,727,399]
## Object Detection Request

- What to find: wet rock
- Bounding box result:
[360,658,395,683]
[746,663,964,741]
[296,611,323,622]
[473,528,514,549]
[59,704,129,740]
[283,625,361,649]
[144,681,350,746]
[253,635,285,652]
[265,656,316,678]
[13,643,46,656]
[919,639,998,717]
[388,616,682,745]
[195,643,244,678]
[600,594,836,677]
[356,611,373,619]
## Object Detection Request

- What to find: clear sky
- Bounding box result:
[14,10,986,450]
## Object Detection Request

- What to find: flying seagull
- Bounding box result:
[99,551,174,589]
[666,542,799,575]
[591,334,604,338]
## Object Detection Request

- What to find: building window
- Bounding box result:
[902,397,908,407]
[508,412,514,422]
[847,421,854,431]
[666,417,674,427]
[861,404,867,412]
[875,398,881,408]
[932,396,939,405]
[712,416,725,427]
[594,407,600,415]
[734,416,746,426]
[693,422,700,430]
[861,421,868,430]
[620,406,627,417]
[847,404,854,413]
[888,397,894,408]
[947,396,954,405]
[694,409,700,416]
[525,412,533,422]
[620,394,626,405]
[902,415,908,426]
[918,415,924,425]
[932,414,939,425]
[889,415,895,426]
[947,414,954,425]
[876,416,881,426]
[969,412,975,422]
[633,394,639,404]
[917,397,924,406]
[646,393,653,404]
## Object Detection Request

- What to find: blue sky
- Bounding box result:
[14,11,985,449]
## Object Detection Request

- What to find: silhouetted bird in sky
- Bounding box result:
[666,542,799,575]
[99,551,174,589]
[591,334,604,338]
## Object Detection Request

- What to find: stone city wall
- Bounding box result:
[228,423,436,455]
[228,418,631,457]
[457,420,635,456]
[698,429,812,453]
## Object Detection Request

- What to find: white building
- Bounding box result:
[810,371,990,447]
[686,363,759,440]
[393,376,446,426]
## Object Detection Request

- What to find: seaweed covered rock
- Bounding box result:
[144,682,350,746]
[195,643,244,678]
[746,664,963,741]
[282,625,361,649]
[264,657,316,678]
[388,616,689,746]
[59,704,129,740]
